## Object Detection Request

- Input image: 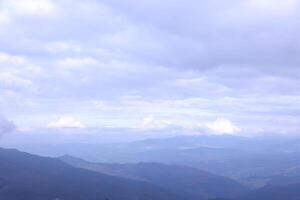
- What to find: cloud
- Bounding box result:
[136,114,242,135]
[2,0,57,17]
[206,118,241,135]
[47,117,86,129]
[0,0,299,135]
[44,41,82,54]
[248,0,298,14]
[0,52,41,94]
[0,11,10,25]
[0,115,16,137]
[57,57,99,69]
[138,115,173,130]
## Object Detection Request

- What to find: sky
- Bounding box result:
[0,0,300,137]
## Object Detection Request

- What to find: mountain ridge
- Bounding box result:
[60,154,248,200]
[0,147,181,200]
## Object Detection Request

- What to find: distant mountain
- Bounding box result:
[8,134,300,188]
[209,183,300,200]
[49,142,300,188]
[60,155,248,200]
[0,148,181,200]
[237,183,300,200]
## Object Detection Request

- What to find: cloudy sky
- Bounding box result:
[0,0,300,136]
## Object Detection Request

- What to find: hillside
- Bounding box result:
[60,155,247,200]
[0,148,181,200]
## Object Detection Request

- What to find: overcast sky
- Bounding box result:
[0,0,300,136]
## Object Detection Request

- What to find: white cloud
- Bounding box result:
[3,0,57,17]
[0,52,26,65]
[47,117,86,129]
[0,11,10,24]
[0,53,42,76]
[0,52,41,91]
[45,41,82,53]
[138,115,172,130]
[0,72,33,87]
[249,0,298,13]
[57,57,99,69]
[135,115,242,135]
[206,118,241,135]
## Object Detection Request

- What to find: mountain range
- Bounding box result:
[11,135,300,188]
[0,148,180,200]
[2,141,300,200]
[60,155,247,200]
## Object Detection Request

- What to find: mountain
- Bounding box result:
[43,141,300,188]
[237,183,300,200]
[266,166,300,186]
[8,134,300,188]
[60,155,248,200]
[209,183,300,200]
[0,147,181,200]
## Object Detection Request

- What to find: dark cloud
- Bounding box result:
[0,115,16,137]
[100,0,300,69]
